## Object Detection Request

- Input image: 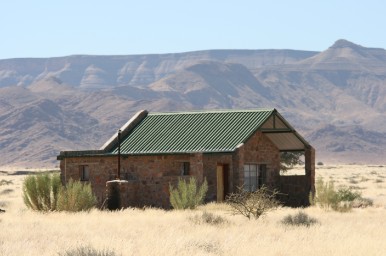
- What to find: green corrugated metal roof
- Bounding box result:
[109,109,275,154]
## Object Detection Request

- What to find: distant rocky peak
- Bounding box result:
[329,39,364,50]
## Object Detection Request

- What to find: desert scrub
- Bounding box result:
[23,173,61,211]
[312,177,369,212]
[0,189,14,195]
[190,211,228,226]
[23,173,96,212]
[281,211,318,227]
[0,179,13,186]
[58,245,118,256]
[57,179,97,212]
[351,197,373,208]
[169,177,208,209]
[226,186,280,220]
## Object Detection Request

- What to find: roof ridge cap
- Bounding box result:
[148,108,276,115]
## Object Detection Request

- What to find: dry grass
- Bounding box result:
[1,165,386,256]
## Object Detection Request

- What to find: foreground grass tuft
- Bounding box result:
[190,211,228,226]
[0,179,13,186]
[281,211,318,227]
[58,245,118,256]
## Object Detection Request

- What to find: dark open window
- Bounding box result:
[181,162,190,176]
[80,165,89,181]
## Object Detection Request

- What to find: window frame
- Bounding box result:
[243,163,266,192]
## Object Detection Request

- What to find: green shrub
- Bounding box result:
[313,177,369,212]
[57,179,97,212]
[23,173,61,211]
[58,245,118,256]
[190,211,228,225]
[281,211,318,227]
[313,177,339,210]
[169,177,208,209]
[226,186,280,220]
[336,187,361,202]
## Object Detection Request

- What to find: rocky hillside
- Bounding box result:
[0,39,385,167]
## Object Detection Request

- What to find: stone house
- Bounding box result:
[57,109,315,208]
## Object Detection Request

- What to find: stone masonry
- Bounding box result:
[60,131,311,208]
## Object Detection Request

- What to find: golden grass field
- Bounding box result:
[1,165,386,256]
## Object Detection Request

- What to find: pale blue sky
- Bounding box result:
[1,0,385,59]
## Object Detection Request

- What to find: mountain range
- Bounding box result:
[1,39,385,167]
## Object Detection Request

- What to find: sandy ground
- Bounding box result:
[1,165,386,256]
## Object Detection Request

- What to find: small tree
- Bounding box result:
[57,179,97,212]
[23,173,61,211]
[169,177,208,209]
[226,186,280,220]
[280,152,304,172]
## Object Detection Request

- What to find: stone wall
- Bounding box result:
[237,132,281,188]
[279,175,310,206]
[59,131,299,208]
[61,154,203,208]
[278,146,316,207]
[60,156,115,204]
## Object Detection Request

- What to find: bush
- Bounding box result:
[58,245,118,256]
[0,179,13,186]
[336,187,361,202]
[57,179,97,212]
[0,189,14,195]
[169,177,208,209]
[190,211,228,226]
[226,186,280,220]
[281,211,318,227]
[351,197,373,208]
[312,177,369,212]
[23,173,61,211]
[317,162,324,166]
[169,177,208,210]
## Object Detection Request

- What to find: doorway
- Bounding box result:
[216,164,229,202]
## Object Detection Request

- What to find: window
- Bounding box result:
[80,165,90,181]
[243,164,266,191]
[180,162,190,176]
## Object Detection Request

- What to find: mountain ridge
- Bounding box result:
[0,39,385,167]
